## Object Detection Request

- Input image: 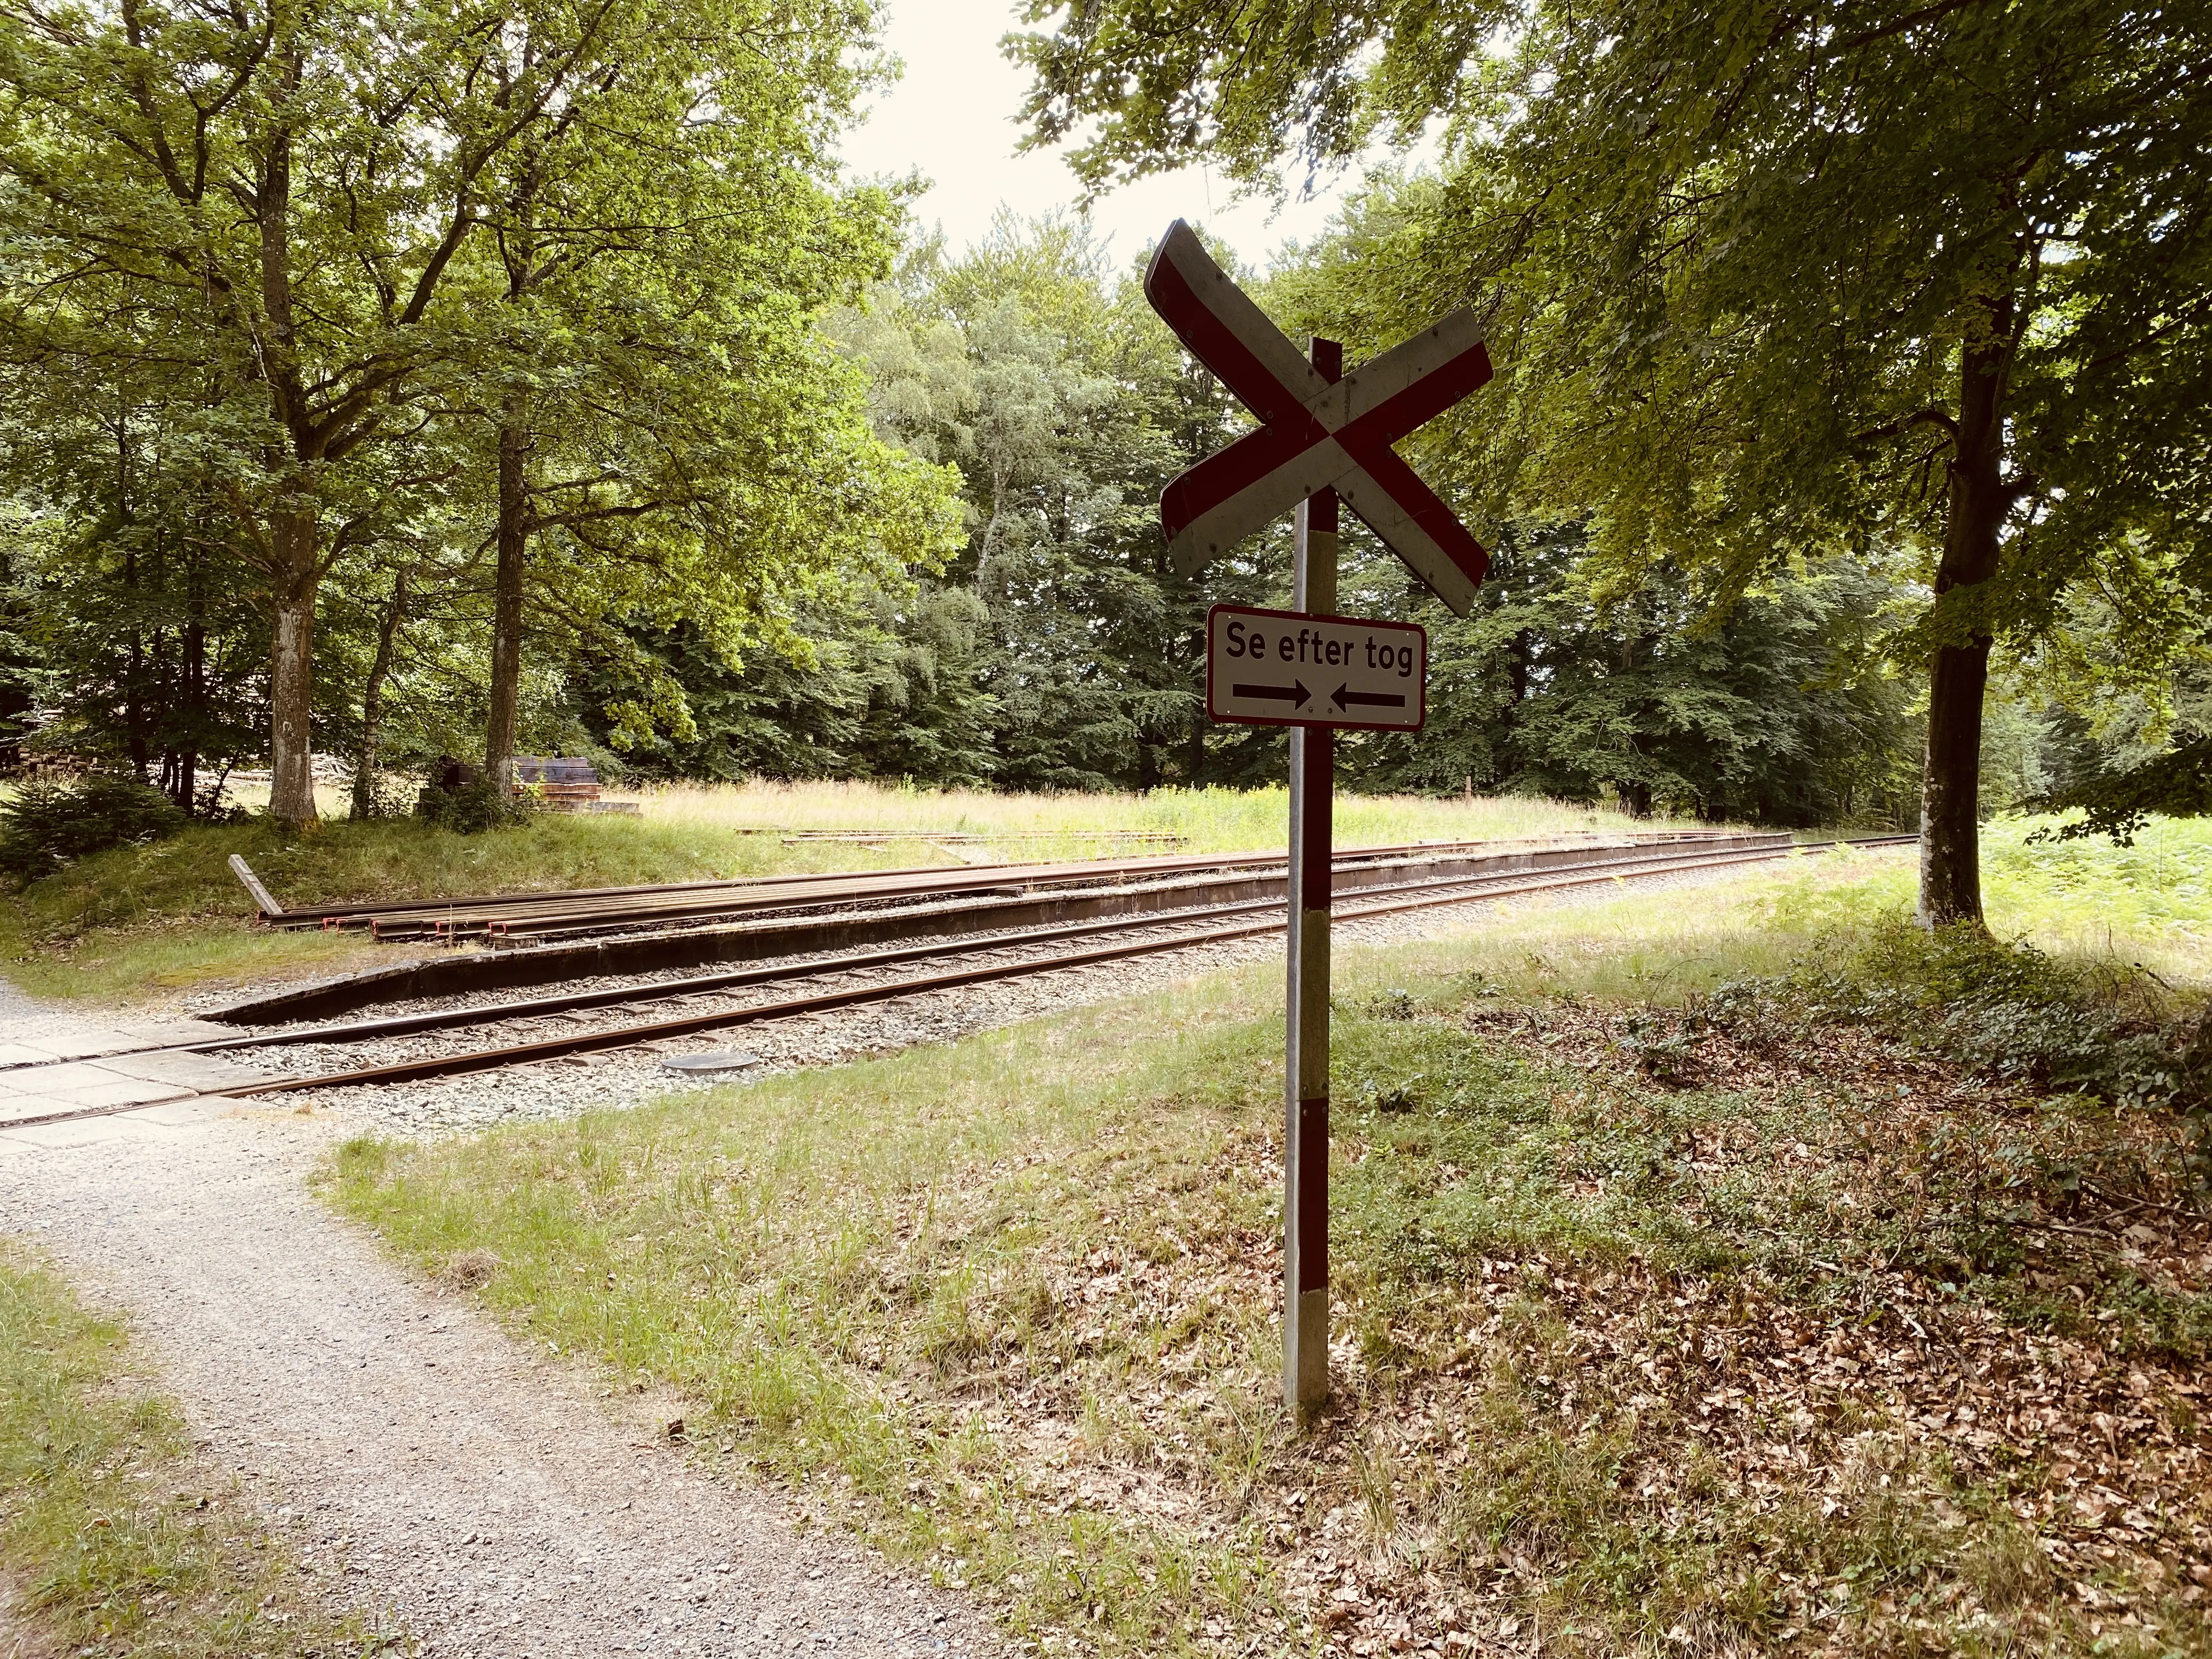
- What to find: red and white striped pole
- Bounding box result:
[1283,336,1341,1413]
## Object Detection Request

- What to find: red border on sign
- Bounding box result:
[1205,603,1429,734]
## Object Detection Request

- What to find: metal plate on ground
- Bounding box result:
[660,1052,761,1075]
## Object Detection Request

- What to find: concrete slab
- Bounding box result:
[0,1117,138,1149]
[47,1078,190,1109]
[0,1094,73,1127]
[122,1097,234,1127]
[112,1019,234,1044]
[2,1060,121,1092]
[92,1051,275,1088]
[7,1031,141,1062]
[0,1043,58,1066]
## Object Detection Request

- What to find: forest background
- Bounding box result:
[0,0,2201,860]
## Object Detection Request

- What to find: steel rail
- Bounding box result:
[450,831,1772,944]
[0,833,1807,1092]
[173,839,1829,1051]
[289,830,1740,938]
[215,836,1901,1093]
[0,834,1912,1131]
[471,833,1789,949]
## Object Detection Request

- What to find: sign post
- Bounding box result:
[1285,340,1340,1411]
[1146,221,1491,1414]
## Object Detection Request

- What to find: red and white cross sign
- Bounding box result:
[1144,219,1493,615]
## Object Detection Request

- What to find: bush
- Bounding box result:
[414,775,535,834]
[0,775,189,885]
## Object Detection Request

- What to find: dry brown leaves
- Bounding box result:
[900,1002,2212,1656]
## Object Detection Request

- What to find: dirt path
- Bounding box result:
[0,1035,996,1658]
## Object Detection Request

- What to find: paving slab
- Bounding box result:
[0,1116,144,1148]
[46,1077,191,1110]
[0,1093,75,1127]
[94,1050,282,1089]
[112,1019,238,1044]
[122,1097,238,1128]
[2,1060,126,1092]
[5,1030,144,1062]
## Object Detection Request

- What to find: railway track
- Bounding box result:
[258,829,1747,943]
[5,833,1913,1132]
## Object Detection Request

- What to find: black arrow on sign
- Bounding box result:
[1332,686,1408,711]
[1234,680,1312,707]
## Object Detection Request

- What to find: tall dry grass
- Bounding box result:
[625,778,1685,857]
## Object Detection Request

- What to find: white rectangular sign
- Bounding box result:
[1205,604,1427,732]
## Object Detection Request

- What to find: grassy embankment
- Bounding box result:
[0,1240,373,1655]
[330,829,2212,1658]
[0,781,1658,1005]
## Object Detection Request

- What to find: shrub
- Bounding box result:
[0,775,188,885]
[414,774,535,834]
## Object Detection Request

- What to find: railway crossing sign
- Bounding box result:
[1206,605,1427,732]
[1144,219,1492,614]
[1146,219,1496,1418]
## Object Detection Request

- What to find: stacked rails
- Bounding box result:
[269,830,1757,947]
[346,843,1457,944]
[267,846,1267,939]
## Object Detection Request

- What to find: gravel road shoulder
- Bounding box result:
[0,1102,998,1658]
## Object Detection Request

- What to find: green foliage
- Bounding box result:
[414,777,537,836]
[0,774,187,884]
[635,217,1924,812]
[0,0,955,820]
[1339,527,1920,822]
[1707,918,2208,1194]
[2035,730,2212,846]
[1020,0,2212,915]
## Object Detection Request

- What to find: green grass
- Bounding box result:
[328,855,2212,1657]
[0,1238,376,1656]
[1778,814,2212,982]
[0,782,1677,1005]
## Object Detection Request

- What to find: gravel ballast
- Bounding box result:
[267,853,1844,1138]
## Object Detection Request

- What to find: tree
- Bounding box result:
[1017,0,2212,923]
[0,0,601,820]
[458,0,929,792]
[0,0,956,820]
[0,365,268,806]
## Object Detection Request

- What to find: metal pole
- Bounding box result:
[1284,337,1341,1414]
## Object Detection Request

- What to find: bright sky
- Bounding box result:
[837,0,1356,277]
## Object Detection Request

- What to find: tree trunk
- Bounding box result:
[266,508,319,826]
[352,570,408,819]
[177,541,206,814]
[1916,322,2014,929]
[1919,640,1990,924]
[484,404,530,793]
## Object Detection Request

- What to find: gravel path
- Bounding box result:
[0,1096,999,1657]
